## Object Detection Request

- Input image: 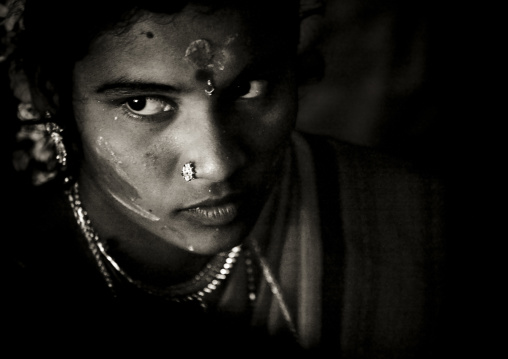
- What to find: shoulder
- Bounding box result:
[301,131,435,174]
[5,178,79,277]
[298,130,447,277]
[297,134,448,356]
[8,177,74,236]
[298,131,445,199]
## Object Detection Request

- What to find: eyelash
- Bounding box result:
[115,79,270,121]
[120,96,177,121]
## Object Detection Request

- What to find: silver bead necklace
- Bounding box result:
[66,182,251,310]
[66,181,298,342]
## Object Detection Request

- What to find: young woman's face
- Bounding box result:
[72,6,297,255]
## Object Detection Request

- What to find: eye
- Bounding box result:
[124,97,174,116]
[235,80,267,99]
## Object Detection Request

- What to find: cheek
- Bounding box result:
[140,139,181,180]
[83,137,163,221]
[85,135,142,201]
[143,150,159,168]
[268,96,297,133]
[75,112,144,197]
[79,112,179,182]
[249,90,297,153]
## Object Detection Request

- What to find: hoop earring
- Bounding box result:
[44,112,67,171]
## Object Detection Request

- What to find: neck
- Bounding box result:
[75,176,212,287]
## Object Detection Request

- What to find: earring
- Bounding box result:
[44,112,67,170]
[205,79,215,96]
[181,162,196,181]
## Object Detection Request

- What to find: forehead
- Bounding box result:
[115,7,248,56]
[77,6,284,87]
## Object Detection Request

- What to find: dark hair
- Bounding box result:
[11,0,301,179]
[19,0,300,113]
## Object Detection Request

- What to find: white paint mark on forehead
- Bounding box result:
[183,34,240,72]
[184,38,213,69]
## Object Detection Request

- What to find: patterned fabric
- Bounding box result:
[242,132,322,348]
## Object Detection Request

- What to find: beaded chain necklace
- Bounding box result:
[66,182,252,309]
[66,181,298,342]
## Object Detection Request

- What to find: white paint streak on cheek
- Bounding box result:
[95,136,137,190]
[95,136,159,221]
[108,190,160,222]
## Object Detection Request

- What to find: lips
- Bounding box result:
[181,194,243,226]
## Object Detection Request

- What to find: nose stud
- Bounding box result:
[181,162,196,181]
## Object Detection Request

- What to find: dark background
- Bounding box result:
[2,0,457,177]
[296,3,482,354]
[2,0,491,355]
[296,0,455,177]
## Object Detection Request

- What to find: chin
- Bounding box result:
[179,220,254,256]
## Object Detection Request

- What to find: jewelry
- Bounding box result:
[17,102,41,121]
[181,162,196,181]
[44,115,67,170]
[249,238,300,344]
[66,184,297,339]
[66,181,253,310]
[205,79,215,96]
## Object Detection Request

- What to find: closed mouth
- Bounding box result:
[181,194,243,226]
[186,202,239,224]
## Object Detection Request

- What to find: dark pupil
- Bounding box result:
[128,98,146,111]
[236,82,251,96]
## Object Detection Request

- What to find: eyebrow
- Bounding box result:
[93,56,287,95]
[95,79,180,95]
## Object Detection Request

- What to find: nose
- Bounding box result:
[181,102,247,183]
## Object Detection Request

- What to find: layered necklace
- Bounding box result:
[66,182,255,310]
[66,181,298,341]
